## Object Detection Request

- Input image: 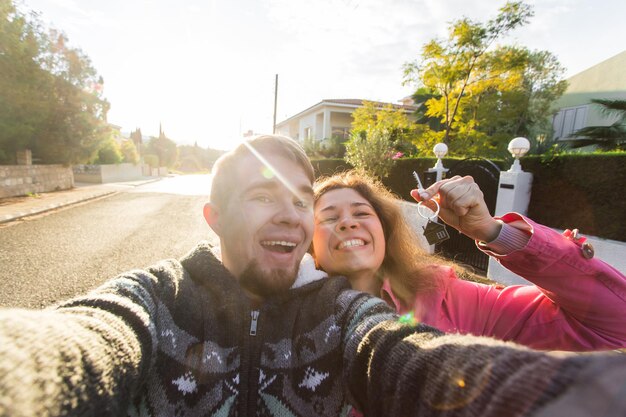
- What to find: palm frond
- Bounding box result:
[590,99,626,120]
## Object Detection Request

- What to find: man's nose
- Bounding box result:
[274,200,301,225]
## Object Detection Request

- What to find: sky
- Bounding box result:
[21,0,626,150]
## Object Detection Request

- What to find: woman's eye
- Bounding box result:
[355,211,371,217]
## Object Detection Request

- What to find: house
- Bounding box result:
[551,50,626,142]
[109,123,125,145]
[275,98,418,143]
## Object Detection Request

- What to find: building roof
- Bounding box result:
[277,98,419,126]
[566,50,626,93]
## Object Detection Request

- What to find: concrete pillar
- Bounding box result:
[323,109,331,139]
[16,149,32,165]
[488,169,534,285]
[494,171,533,217]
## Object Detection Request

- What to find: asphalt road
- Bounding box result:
[0,175,218,308]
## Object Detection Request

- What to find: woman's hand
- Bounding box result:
[410,175,502,242]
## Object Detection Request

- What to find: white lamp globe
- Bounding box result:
[433,143,448,159]
[508,137,530,158]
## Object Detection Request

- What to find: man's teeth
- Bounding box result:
[338,239,365,249]
[261,241,297,247]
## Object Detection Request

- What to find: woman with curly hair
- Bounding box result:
[311,170,626,351]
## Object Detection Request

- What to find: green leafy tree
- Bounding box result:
[468,48,567,155]
[143,154,159,169]
[0,0,49,163]
[563,99,626,151]
[403,1,534,151]
[344,129,395,179]
[93,137,122,164]
[177,143,224,171]
[351,101,416,154]
[146,131,178,168]
[0,0,109,164]
[121,139,140,164]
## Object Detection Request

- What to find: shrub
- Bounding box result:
[344,130,395,179]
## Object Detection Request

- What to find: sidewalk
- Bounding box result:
[0,177,161,224]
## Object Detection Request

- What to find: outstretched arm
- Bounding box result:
[412,176,626,350]
[344,316,626,417]
[0,271,159,417]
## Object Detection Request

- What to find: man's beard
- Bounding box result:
[238,260,300,300]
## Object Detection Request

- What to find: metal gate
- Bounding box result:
[435,158,500,273]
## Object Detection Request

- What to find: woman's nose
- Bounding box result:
[337,217,358,231]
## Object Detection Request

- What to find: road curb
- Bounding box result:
[0,190,119,224]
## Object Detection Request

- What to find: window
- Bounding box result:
[304,127,312,139]
[553,105,588,139]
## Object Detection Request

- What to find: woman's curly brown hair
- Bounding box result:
[313,170,441,304]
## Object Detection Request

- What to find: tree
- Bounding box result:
[130,128,143,150]
[145,130,178,168]
[468,47,567,151]
[0,0,109,164]
[93,137,122,164]
[565,99,626,151]
[0,0,49,163]
[402,1,534,152]
[176,144,225,172]
[351,101,416,155]
[344,130,396,179]
[121,139,140,164]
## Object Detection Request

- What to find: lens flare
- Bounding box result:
[398,312,418,326]
[242,141,310,210]
[262,166,274,179]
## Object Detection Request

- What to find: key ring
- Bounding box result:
[417,199,440,220]
[412,171,441,220]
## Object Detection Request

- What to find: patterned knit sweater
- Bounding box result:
[1,242,625,417]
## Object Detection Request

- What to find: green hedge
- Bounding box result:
[312,154,626,241]
[523,154,626,242]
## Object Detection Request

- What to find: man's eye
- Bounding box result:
[254,196,272,203]
[295,200,309,208]
[319,216,337,224]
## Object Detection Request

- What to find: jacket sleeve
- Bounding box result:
[0,268,165,417]
[445,213,626,351]
[339,292,626,417]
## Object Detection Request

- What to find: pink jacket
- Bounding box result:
[381,213,626,351]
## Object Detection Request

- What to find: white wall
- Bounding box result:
[74,163,142,184]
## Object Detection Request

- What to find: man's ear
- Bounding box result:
[203,203,222,236]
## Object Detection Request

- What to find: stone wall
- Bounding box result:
[0,165,74,198]
[73,163,143,183]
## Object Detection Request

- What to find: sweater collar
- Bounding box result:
[184,242,329,290]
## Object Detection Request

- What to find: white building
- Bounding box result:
[275,98,418,143]
[552,50,626,142]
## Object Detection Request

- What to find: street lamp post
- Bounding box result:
[507,137,530,173]
[490,137,534,285]
[429,143,449,182]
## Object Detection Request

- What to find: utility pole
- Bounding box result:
[272,74,278,134]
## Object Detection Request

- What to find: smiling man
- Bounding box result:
[1,135,626,417]
[204,139,315,302]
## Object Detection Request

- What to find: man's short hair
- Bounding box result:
[210,134,314,209]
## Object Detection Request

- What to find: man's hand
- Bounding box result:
[410,175,502,242]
